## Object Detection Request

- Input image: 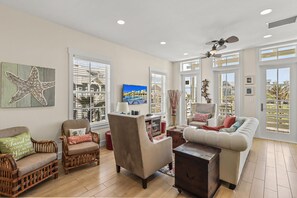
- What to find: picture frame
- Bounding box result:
[245,75,254,85]
[245,87,254,96]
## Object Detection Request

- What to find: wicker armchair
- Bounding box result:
[60,119,100,174]
[0,126,58,197]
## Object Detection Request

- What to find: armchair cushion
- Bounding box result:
[16,153,56,176]
[0,132,35,160]
[68,134,92,145]
[68,142,99,155]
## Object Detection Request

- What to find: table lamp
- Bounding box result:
[116,102,129,114]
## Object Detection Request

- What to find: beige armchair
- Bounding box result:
[187,103,217,128]
[60,119,100,174]
[108,113,173,189]
[0,126,58,197]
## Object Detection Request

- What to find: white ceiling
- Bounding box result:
[0,0,297,62]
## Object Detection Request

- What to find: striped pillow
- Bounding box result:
[193,113,210,122]
[68,134,92,145]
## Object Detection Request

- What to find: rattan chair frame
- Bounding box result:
[0,138,58,197]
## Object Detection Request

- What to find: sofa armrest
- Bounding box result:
[31,138,58,153]
[183,127,248,151]
[90,131,100,144]
[60,135,69,155]
[0,154,18,177]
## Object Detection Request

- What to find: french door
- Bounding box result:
[259,65,297,142]
[180,73,200,124]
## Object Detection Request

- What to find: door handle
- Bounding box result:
[261,103,264,112]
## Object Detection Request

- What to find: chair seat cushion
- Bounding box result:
[68,142,99,155]
[189,121,207,128]
[16,153,57,176]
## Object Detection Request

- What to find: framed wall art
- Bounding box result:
[0,62,55,108]
[245,86,254,96]
[245,75,254,85]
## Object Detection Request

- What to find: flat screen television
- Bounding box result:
[122,84,147,105]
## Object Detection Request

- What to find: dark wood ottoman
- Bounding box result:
[166,127,186,148]
[173,142,221,198]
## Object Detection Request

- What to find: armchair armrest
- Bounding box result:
[187,117,193,125]
[31,138,58,153]
[0,154,18,176]
[60,135,69,155]
[90,131,100,144]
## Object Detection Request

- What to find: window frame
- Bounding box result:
[149,69,167,115]
[68,48,111,129]
[212,52,240,68]
[259,43,297,63]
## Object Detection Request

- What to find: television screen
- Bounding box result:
[122,84,147,105]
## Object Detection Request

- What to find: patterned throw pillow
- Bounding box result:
[68,134,92,145]
[193,113,210,122]
[69,128,86,136]
[232,118,245,130]
[0,132,35,161]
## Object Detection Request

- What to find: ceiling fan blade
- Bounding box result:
[200,56,208,59]
[205,40,218,45]
[213,54,222,58]
[226,36,239,43]
[217,45,226,51]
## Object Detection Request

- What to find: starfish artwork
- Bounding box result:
[5,66,55,106]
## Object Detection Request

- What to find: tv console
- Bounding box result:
[145,115,161,137]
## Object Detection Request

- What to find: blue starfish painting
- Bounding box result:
[0,62,55,107]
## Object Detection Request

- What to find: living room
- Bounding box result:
[0,0,297,197]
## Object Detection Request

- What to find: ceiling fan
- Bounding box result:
[200,36,239,59]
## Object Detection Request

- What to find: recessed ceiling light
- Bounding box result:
[117,20,125,25]
[184,53,189,56]
[260,9,272,15]
[160,41,166,45]
[264,34,272,38]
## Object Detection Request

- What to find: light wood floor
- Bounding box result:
[21,138,297,197]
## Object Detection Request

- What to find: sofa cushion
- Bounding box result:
[0,132,35,161]
[16,153,57,176]
[219,127,237,133]
[68,142,99,155]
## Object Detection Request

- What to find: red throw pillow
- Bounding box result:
[193,113,210,122]
[68,134,92,145]
[202,125,224,131]
[223,116,236,128]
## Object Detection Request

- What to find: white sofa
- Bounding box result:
[183,117,259,188]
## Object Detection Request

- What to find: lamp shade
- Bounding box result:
[116,102,129,114]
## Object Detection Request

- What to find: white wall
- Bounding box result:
[0,5,173,146]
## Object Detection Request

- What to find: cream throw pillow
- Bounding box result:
[69,128,86,136]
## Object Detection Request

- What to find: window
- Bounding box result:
[218,72,236,115]
[180,60,200,72]
[150,72,166,114]
[72,56,110,125]
[213,52,240,67]
[260,45,296,61]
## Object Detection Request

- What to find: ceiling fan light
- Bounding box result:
[210,50,217,55]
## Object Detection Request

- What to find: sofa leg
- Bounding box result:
[116,165,120,173]
[229,184,236,190]
[168,162,173,170]
[142,178,147,189]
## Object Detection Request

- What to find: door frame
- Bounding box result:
[257,64,297,142]
[180,70,201,125]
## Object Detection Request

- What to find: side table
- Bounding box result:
[166,127,186,149]
[173,142,221,198]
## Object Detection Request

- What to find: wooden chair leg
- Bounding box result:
[229,184,236,190]
[168,162,173,170]
[142,178,147,189]
[54,173,59,179]
[116,165,121,173]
